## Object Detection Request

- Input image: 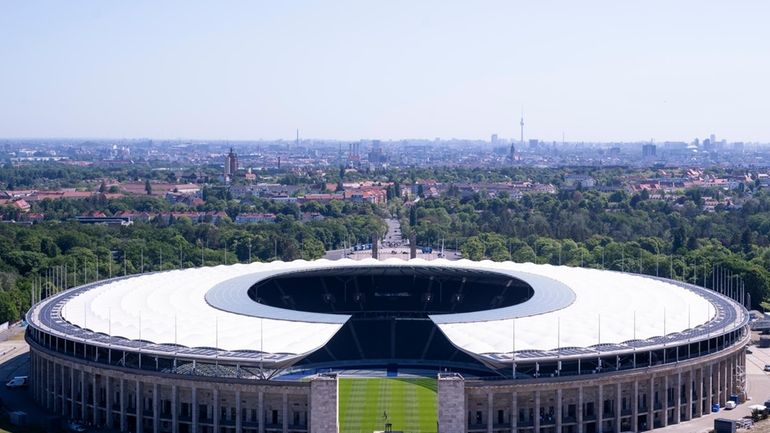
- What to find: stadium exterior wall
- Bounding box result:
[28,339,333,433]
[443,332,748,433]
[29,329,747,433]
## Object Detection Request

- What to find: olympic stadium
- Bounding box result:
[25,258,749,433]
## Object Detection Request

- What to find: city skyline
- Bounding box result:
[1,1,769,142]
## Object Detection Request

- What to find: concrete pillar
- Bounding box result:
[213,388,220,432]
[236,389,243,433]
[675,372,682,424]
[708,364,714,406]
[661,375,668,427]
[191,386,198,433]
[310,377,339,433]
[106,375,114,429]
[258,390,265,433]
[714,361,725,407]
[136,380,144,433]
[685,370,693,420]
[597,383,603,430]
[632,380,638,432]
[56,363,62,415]
[577,386,583,433]
[81,370,87,420]
[695,367,703,417]
[120,378,127,433]
[647,376,653,430]
[47,359,52,411]
[153,383,160,433]
[487,392,494,433]
[92,374,98,426]
[50,361,55,414]
[283,391,289,433]
[62,364,68,416]
[171,385,178,433]
[534,390,540,431]
[615,383,621,433]
[511,392,517,432]
[556,388,563,432]
[71,367,76,418]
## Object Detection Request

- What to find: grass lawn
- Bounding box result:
[338,377,437,433]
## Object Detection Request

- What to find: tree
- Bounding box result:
[145,179,152,195]
[461,237,485,261]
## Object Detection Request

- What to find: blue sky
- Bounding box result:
[1,1,769,142]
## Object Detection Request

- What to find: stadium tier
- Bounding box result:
[26,259,750,433]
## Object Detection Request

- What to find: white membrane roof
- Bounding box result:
[433,262,716,354]
[60,259,717,356]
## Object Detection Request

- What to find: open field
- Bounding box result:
[338,377,438,433]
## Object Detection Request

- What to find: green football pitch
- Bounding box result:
[338,377,438,433]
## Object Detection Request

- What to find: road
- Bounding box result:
[0,324,53,431]
[324,217,462,261]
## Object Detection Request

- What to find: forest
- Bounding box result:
[401,187,770,311]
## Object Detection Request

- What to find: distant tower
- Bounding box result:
[296,129,300,149]
[224,148,238,179]
[509,142,516,164]
[520,109,525,144]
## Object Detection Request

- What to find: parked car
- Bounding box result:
[764,364,770,372]
[5,376,28,388]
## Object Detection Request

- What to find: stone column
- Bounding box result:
[171,385,178,433]
[71,367,76,418]
[283,391,289,433]
[258,390,265,433]
[708,364,714,407]
[92,374,99,426]
[556,388,563,432]
[437,374,465,433]
[487,392,494,433]
[696,367,703,417]
[715,361,726,407]
[120,378,127,433]
[81,370,87,420]
[191,386,198,433]
[105,375,114,429]
[534,390,540,431]
[153,383,160,433]
[511,391,517,432]
[631,380,638,432]
[236,389,243,433]
[675,372,681,424]
[646,377,653,430]
[686,369,693,420]
[213,388,220,432]
[136,380,144,433]
[46,360,56,412]
[661,375,668,427]
[47,359,53,411]
[597,384,603,430]
[615,383,621,433]
[577,386,583,433]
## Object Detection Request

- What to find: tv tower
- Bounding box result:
[519,109,525,144]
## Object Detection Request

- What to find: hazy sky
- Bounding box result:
[1,1,769,142]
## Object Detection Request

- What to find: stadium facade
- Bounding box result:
[26,259,749,433]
